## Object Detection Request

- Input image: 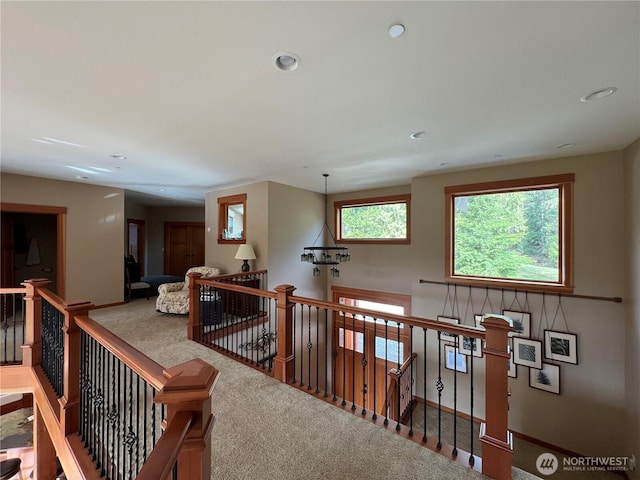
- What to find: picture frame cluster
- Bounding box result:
[437,310,578,396]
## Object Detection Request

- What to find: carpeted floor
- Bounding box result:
[91,298,541,480]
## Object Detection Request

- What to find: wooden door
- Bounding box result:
[164,222,205,277]
[333,318,408,414]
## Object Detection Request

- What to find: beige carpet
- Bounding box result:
[91,299,540,480]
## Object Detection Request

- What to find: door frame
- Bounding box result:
[1,203,67,298]
[331,286,412,412]
[127,218,146,276]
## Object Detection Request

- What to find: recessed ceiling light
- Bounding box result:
[410,131,426,140]
[273,52,300,72]
[580,87,617,103]
[156,188,166,192]
[557,143,576,149]
[388,23,405,38]
[110,154,127,160]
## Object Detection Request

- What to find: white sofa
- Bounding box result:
[156,266,221,314]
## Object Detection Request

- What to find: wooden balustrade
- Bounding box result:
[0,281,219,480]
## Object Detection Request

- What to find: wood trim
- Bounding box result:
[137,411,194,480]
[75,315,166,390]
[0,393,33,415]
[444,173,574,294]
[444,173,576,195]
[1,202,66,298]
[331,285,412,315]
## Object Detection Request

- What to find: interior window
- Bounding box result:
[218,193,246,244]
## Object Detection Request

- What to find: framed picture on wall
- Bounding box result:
[544,330,578,365]
[437,316,459,343]
[502,310,531,338]
[459,335,483,357]
[444,344,468,374]
[529,363,561,394]
[513,337,542,369]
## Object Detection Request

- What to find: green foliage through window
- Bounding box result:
[454,189,559,282]
[446,174,574,291]
[336,195,410,242]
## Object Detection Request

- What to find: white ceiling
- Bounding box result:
[2,1,639,206]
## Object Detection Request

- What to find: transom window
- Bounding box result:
[335,194,410,244]
[445,174,574,292]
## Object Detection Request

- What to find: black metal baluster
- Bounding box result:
[136,373,141,474]
[99,344,106,476]
[469,348,475,466]
[423,328,428,442]
[436,331,443,450]
[341,312,347,407]
[127,365,134,480]
[361,317,367,416]
[315,306,320,394]
[350,313,356,410]
[372,317,377,421]
[79,331,86,442]
[105,352,111,479]
[299,304,305,388]
[396,321,401,430]
[323,308,329,397]
[91,336,98,462]
[409,325,414,436]
[383,319,389,425]
[117,357,122,477]
[307,306,312,391]
[452,335,458,457]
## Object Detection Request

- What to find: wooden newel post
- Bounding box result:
[273,284,296,383]
[21,278,51,367]
[155,359,220,480]
[480,314,514,480]
[61,300,93,435]
[187,272,203,341]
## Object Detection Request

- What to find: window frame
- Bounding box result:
[444,174,574,293]
[217,193,247,244]
[335,194,411,244]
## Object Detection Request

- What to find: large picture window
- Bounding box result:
[445,174,574,292]
[335,194,410,244]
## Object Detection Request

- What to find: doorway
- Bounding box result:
[0,203,66,297]
[127,219,146,276]
[331,286,411,415]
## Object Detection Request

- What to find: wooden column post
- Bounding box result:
[21,278,51,367]
[60,300,93,436]
[187,272,203,341]
[33,401,58,480]
[273,284,295,384]
[480,314,513,480]
[155,358,219,480]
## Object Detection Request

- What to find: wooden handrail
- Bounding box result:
[198,278,277,298]
[289,293,486,339]
[136,411,194,480]
[211,269,268,282]
[0,287,27,294]
[75,315,166,391]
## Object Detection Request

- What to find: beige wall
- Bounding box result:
[1,173,125,305]
[205,182,268,275]
[410,152,627,457]
[623,138,640,478]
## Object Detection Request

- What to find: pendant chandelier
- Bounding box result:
[300,174,350,277]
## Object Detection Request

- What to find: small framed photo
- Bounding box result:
[508,347,517,378]
[502,310,531,338]
[474,314,484,328]
[544,330,578,365]
[444,344,468,374]
[513,337,542,369]
[437,316,459,343]
[459,335,483,357]
[529,363,561,394]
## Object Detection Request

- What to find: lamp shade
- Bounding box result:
[235,244,256,260]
